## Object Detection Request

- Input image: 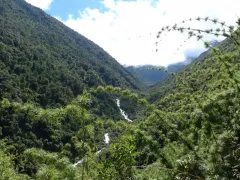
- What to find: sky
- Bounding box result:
[25,0,240,66]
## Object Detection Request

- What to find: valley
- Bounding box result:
[0,0,240,179]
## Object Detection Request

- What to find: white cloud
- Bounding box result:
[25,0,54,10]
[102,0,116,9]
[61,0,240,66]
[53,16,62,21]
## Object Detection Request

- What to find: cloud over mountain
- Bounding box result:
[25,0,53,10]
[59,0,240,66]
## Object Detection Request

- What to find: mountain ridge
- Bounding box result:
[125,56,196,85]
[0,0,143,108]
[0,0,240,179]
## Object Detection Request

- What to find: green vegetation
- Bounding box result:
[1,0,240,179]
[0,0,142,109]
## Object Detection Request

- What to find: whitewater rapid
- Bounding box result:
[116,99,132,122]
[73,133,110,166]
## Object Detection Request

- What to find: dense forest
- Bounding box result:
[1,0,240,179]
[0,0,142,111]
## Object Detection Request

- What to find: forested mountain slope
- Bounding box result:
[134,24,240,179]
[0,0,143,108]
[148,35,239,103]
[0,0,240,179]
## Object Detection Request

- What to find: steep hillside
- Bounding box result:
[134,25,240,179]
[0,0,240,178]
[148,35,239,103]
[0,0,143,108]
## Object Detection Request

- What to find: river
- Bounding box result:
[73,99,131,166]
[116,98,132,122]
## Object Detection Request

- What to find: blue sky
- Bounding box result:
[25,0,240,66]
[47,0,106,20]
[47,0,159,20]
